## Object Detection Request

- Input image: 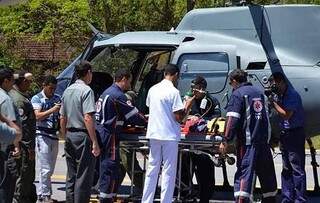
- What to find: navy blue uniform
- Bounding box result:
[225,82,277,203]
[95,84,147,202]
[278,86,306,203]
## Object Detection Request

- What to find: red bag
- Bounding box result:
[181,116,207,134]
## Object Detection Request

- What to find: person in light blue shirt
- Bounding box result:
[31,75,61,203]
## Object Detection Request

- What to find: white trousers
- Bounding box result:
[141,139,179,203]
[36,135,59,196]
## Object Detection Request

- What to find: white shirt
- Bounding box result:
[146,79,184,141]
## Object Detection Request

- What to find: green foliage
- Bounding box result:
[0,0,94,93]
[89,0,188,33]
[1,0,320,85]
[0,43,22,68]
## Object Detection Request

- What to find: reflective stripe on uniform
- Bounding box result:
[262,190,278,198]
[226,111,241,118]
[116,120,124,126]
[264,95,272,143]
[250,173,257,200]
[124,107,139,120]
[234,191,254,202]
[244,95,251,145]
[100,95,109,124]
[101,116,116,126]
[99,192,116,198]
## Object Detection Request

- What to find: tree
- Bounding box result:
[0,0,94,65]
[0,0,319,78]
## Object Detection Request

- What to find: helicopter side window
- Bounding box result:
[177,52,230,117]
[177,52,229,94]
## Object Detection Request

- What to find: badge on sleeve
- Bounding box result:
[126,100,133,106]
[96,99,102,113]
[18,108,24,116]
[253,100,263,113]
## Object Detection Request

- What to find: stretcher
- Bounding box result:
[118,129,235,202]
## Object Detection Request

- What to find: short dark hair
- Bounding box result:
[270,72,286,83]
[164,64,179,76]
[114,68,131,82]
[192,76,207,89]
[229,69,247,83]
[43,75,57,86]
[0,67,14,86]
[75,60,92,78]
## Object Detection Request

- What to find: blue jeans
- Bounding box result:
[280,128,306,203]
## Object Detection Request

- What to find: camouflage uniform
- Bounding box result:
[0,87,21,203]
[9,87,37,203]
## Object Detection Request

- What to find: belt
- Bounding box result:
[37,134,59,140]
[281,127,303,132]
[36,126,58,134]
[67,128,88,133]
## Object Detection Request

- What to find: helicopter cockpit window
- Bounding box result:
[134,51,171,113]
[90,47,139,74]
[88,47,139,99]
[135,51,171,91]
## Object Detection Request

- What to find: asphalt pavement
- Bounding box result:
[35,140,320,202]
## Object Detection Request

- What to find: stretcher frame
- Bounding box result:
[118,132,228,202]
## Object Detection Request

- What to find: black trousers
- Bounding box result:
[119,147,144,190]
[65,131,96,203]
[180,153,215,203]
[0,145,17,203]
[193,154,215,203]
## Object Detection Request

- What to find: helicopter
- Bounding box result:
[56,4,320,194]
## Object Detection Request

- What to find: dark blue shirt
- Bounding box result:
[279,86,304,129]
[95,84,147,146]
[187,93,220,120]
[225,82,271,145]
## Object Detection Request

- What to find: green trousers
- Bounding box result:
[13,144,37,203]
[118,147,144,191]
